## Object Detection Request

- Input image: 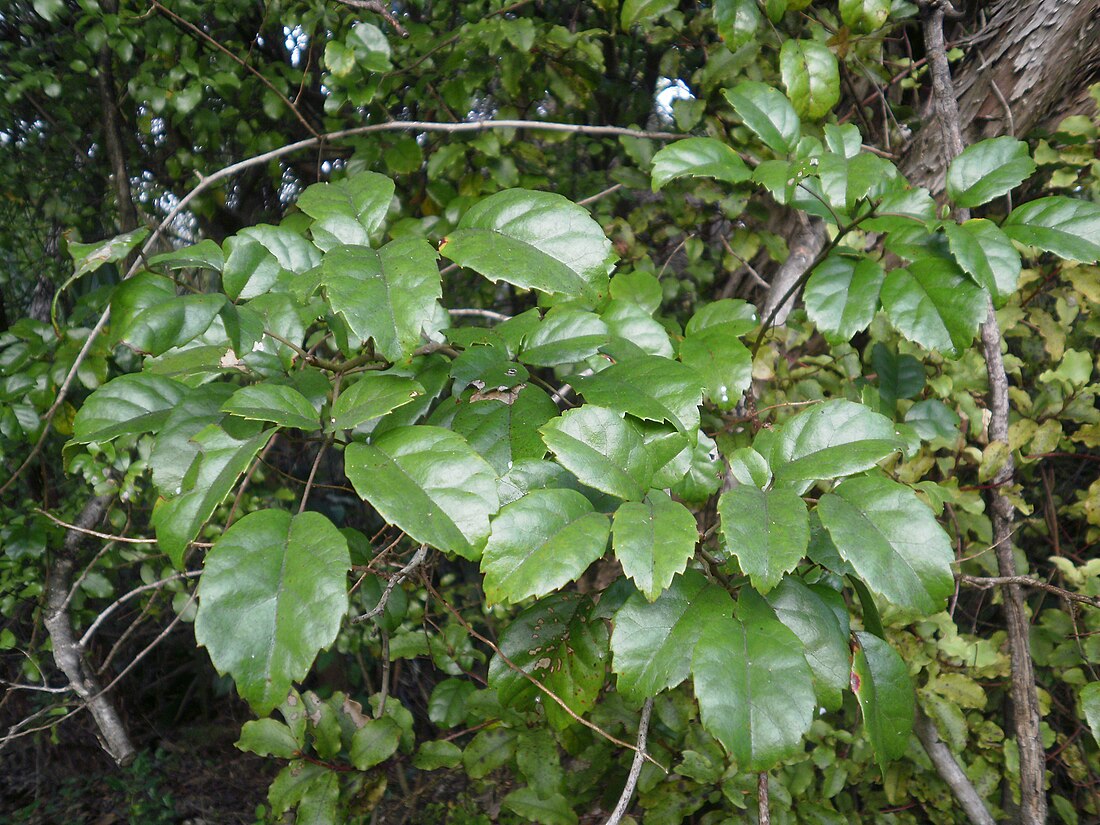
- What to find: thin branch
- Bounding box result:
[447,307,512,322]
[299,437,331,514]
[912,710,995,825]
[352,544,429,623]
[79,570,202,649]
[35,508,157,544]
[958,575,1100,609]
[758,772,771,825]
[602,697,654,825]
[150,0,319,137]
[332,0,409,36]
[578,182,623,206]
[427,580,667,771]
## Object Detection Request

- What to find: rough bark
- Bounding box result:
[96,0,138,234]
[903,0,1100,191]
[44,495,136,766]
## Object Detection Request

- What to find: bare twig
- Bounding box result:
[299,437,331,514]
[332,0,409,36]
[919,3,1046,822]
[758,772,771,825]
[35,508,157,544]
[602,698,654,825]
[578,182,624,206]
[447,307,512,322]
[913,710,995,825]
[352,544,429,623]
[959,575,1100,609]
[79,570,202,648]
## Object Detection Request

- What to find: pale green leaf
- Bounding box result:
[297,172,395,251]
[880,258,988,356]
[723,82,801,155]
[1003,196,1100,263]
[71,373,186,443]
[839,0,890,32]
[804,254,885,343]
[651,138,752,191]
[349,717,402,770]
[946,137,1035,208]
[780,39,840,120]
[715,0,762,50]
[330,374,425,432]
[621,0,676,28]
[574,355,705,434]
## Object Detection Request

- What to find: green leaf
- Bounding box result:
[779,39,840,120]
[502,788,577,825]
[109,272,175,347]
[766,399,902,491]
[518,309,611,367]
[804,254,885,344]
[330,374,425,432]
[851,632,915,772]
[1003,196,1100,263]
[880,258,988,356]
[195,510,350,715]
[685,298,758,336]
[453,385,558,474]
[428,679,476,728]
[612,491,698,601]
[621,0,676,28]
[480,489,610,604]
[348,22,392,72]
[239,224,321,275]
[945,137,1035,208]
[574,355,705,434]
[297,172,394,251]
[321,238,442,361]
[818,476,954,614]
[905,399,960,442]
[149,239,224,271]
[349,717,402,770]
[839,0,890,32]
[679,325,752,410]
[651,138,752,191]
[223,383,320,431]
[488,591,607,726]
[221,235,285,301]
[440,189,614,306]
[118,294,226,357]
[723,82,801,155]
[718,485,809,593]
[727,446,771,488]
[1081,682,1100,747]
[611,570,734,703]
[541,406,652,501]
[871,343,925,406]
[153,424,275,567]
[609,271,663,314]
[71,373,186,443]
[602,301,674,357]
[345,426,499,560]
[33,0,65,21]
[236,718,302,759]
[691,589,815,770]
[67,228,148,278]
[767,579,851,711]
[463,728,517,778]
[413,740,463,770]
[149,383,235,495]
[715,0,762,50]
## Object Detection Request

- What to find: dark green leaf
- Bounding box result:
[946,137,1035,208]
[72,373,186,443]
[67,228,148,277]
[330,374,425,432]
[149,384,235,495]
[718,485,809,593]
[118,294,226,357]
[518,309,611,367]
[880,258,987,356]
[502,788,577,825]
[346,426,499,560]
[818,476,954,614]
[481,489,609,604]
[766,579,850,711]
[621,0,676,27]
[150,239,225,272]
[195,510,350,715]
[452,385,558,474]
[871,343,925,406]
[780,39,840,120]
[945,219,1022,306]
[1003,196,1100,263]
[541,406,652,501]
[651,138,752,191]
[440,189,614,306]
[723,82,801,155]
[223,383,319,431]
[349,717,402,770]
[611,570,733,703]
[692,589,815,769]
[613,491,698,601]
[851,632,915,772]
[574,355,705,434]
[321,238,442,361]
[905,399,960,442]
[413,740,463,770]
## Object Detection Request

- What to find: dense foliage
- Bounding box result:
[2,1,1099,823]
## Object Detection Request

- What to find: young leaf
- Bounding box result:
[650,138,751,191]
[691,589,815,770]
[817,476,954,614]
[880,258,987,357]
[766,579,851,711]
[222,383,320,431]
[722,81,801,155]
[780,39,840,120]
[611,570,734,703]
[321,237,442,361]
[439,189,614,306]
[71,373,186,443]
[480,489,610,604]
[1003,196,1100,262]
[765,399,902,492]
[803,254,885,343]
[612,491,698,601]
[488,591,607,727]
[945,137,1035,208]
[718,484,809,593]
[346,426,499,560]
[574,355,705,434]
[329,374,425,432]
[296,171,394,251]
[851,632,916,772]
[195,510,350,715]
